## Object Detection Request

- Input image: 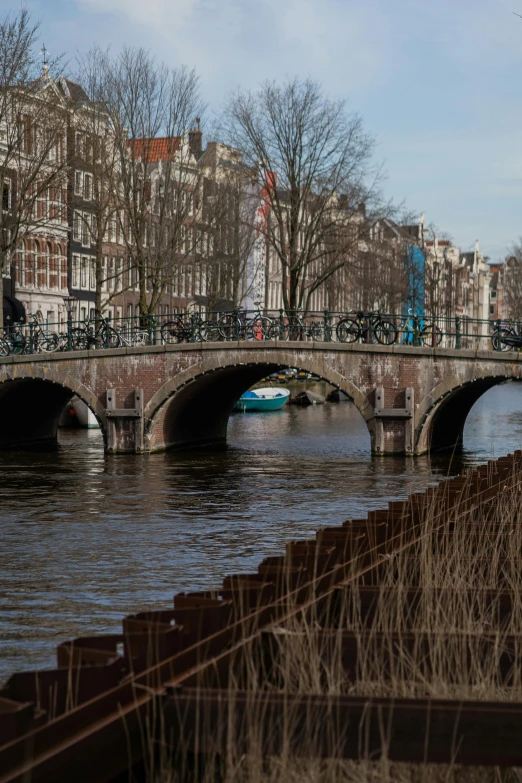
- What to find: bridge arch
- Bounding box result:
[0,373,106,451]
[144,353,374,452]
[415,373,514,454]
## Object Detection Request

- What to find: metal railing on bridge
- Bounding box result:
[0,308,519,357]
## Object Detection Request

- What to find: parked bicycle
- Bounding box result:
[70,315,122,350]
[276,309,324,341]
[114,320,151,347]
[4,315,60,355]
[217,303,275,341]
[161,312,220,344]
[395,309,443,347]
[491,321,522,352]
[336,311,397,345]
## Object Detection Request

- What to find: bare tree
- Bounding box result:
[73,45,127,315]
[220,77,390,312]
[197,144,260,310]
[502,240,522,321]
[0,9,67,329]
[423,225,456,320]
[104,48,204,315]
[345,219,411,313]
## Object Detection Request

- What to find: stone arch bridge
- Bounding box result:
[0,341,520,456]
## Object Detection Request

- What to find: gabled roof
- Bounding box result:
[56,77,90,105]
[460,251,475,268]
[127,137,181,162]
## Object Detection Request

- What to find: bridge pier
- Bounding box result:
[373,387,415,456]
[105,389,144,454]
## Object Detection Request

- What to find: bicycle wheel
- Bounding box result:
[70,328,91,351]
[217,313,239,340]
[5,333,25,354]
[132,330,149,346]
[308,321,324,341]
[375,320,397,345]
[492,327,515,352]
[260,317,276,340]
[100,326,122,349]
[38,331,60,353]
[335,316,360,343]
[282,320,303,341]
[161,319,186,344]
[0,337,10,356]
[245,317,273,340]
[419,324,443,348]
[199,321,221,342]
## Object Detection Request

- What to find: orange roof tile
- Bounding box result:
[127,136,181,162]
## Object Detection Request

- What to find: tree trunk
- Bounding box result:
[0,249,7,336]
[138,261,148,319]
[95,245,104,317]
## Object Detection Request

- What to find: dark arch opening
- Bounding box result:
[147,362,370,452]
[0,378,103,451]
[424,377,505,453]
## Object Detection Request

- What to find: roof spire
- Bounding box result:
[40,43,49,80]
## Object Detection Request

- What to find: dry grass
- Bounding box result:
[148,470,522,783]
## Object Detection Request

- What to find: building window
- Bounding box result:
[73,211,81,241]
[84,173,93,200]
[72,255,80,288]
[82,213,90,246]
[31,241,38,287]
[2,178,11,211]
[89,259,96,290]
[20,114,32,154]
[46,127,57,161]
[81,257,88,288]
[109,218,117,243]
[490,305,495,315]
[75,132,84,158]
[490,290,497,300]
[108,257,115,291]
[74,170,83,196]
[115,257,122,291]
[45,243,52,289]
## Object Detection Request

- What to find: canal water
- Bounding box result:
[1,382,522,682]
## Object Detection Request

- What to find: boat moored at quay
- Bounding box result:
[234,387,290,412]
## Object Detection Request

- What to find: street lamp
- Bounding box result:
[63,295,77,351]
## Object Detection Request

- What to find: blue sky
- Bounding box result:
[17,0,522,260]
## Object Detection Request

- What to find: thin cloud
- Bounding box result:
[38,0,522,258]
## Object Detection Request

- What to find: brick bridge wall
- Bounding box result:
[0,341,521,455]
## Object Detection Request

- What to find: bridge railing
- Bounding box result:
[0,309,519,356]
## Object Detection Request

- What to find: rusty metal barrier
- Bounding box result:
[2,454,522,780]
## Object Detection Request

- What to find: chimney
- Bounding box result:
[189,117,202,158]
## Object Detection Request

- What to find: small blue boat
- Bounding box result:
[234,387,290,412]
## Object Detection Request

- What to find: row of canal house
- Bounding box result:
[1,66,272,328]
[1,64,495,330]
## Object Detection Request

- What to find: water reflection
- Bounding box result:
[0,382,520,680]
